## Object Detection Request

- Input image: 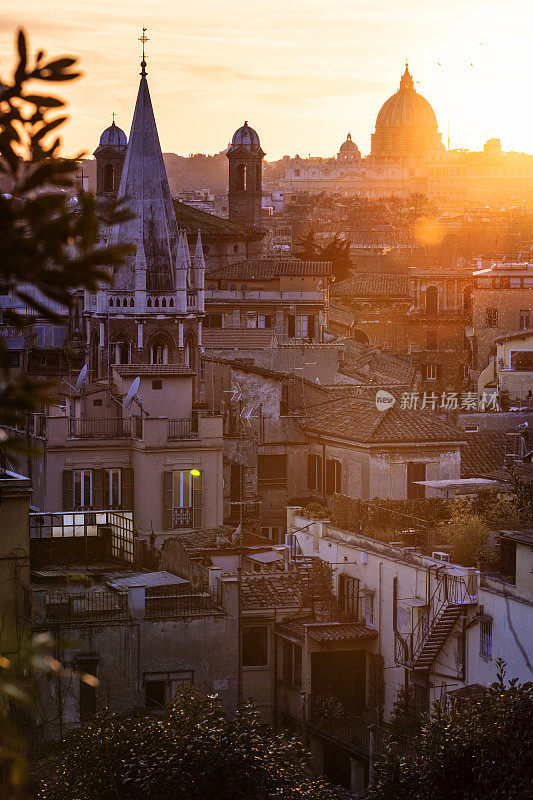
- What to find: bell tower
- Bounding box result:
[227,121,265,228]
[93,116,127,198]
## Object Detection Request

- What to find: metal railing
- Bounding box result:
[69,416,142,439]
[307,696,413,760]
[399,570,478,665]
[167,418,198,440]
[145,585,217,618]
[172,507,193,528]
[45,591,128,623]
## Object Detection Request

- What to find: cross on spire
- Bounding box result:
[112,111,116,123]
[139,27,149,76]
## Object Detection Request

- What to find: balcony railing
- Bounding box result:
[45,591,128,623]
[167,417,198,440]
[145,585,217,618]
[69,416,142,439]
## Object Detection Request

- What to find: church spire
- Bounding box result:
[109,41,181,298]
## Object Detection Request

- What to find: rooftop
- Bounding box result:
[173,199,262,242]
[206,258,332,281]
[304,397,466,444]
[276,617,378,643]
[105,571,190,590]
[241,572,305,609]
[331,273,410,299]
[202,328,277,350]
[113,364,194,376]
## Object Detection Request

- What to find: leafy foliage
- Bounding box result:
[438,502,491,566]
[0,30,133,436]
[37,687,347,800]
[295,228,352,281]
[368,662,533,800]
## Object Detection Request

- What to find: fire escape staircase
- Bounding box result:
[396,570,477,672]
[412,603,462,671]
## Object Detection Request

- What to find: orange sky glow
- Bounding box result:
[2,0,532,161]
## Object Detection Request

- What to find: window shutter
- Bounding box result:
[163,471,173,530]
[307,454,315,490]
[92,469,103,510]
[63,470,73,511]
[335,460,342,494]
[287,315,295,338]
[317,455,323,493]
[326,460,335,495]
[192,471,203,528]
[122,467,134,510]
[308,315,315,340]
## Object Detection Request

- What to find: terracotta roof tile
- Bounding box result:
[276,617,378,642]
[202,328,276,350]
[304,397,465,444]
[114,364,194,376]
[241,572,305,609]
[331,273,410,299]
[207,258,332,281]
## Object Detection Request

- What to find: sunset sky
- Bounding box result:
[2,0,532,161]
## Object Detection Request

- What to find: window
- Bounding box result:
[510,351,533,371]
[8,352,20,367]
[281,640,302,687]
[257,314,271,329]
[205,314,222,328]
[164,469,202,529]
[104,163,115,192]
[307,454,323,492]
[325,458,342,495]
[151,338,168,365]
[145,673,194,710]
[519,310,530,330]
[480,620,492,658]
[258,455,286,487]
[111,338,130,365]
[365,593,375,628]
[152,379,163,390]
[103,468,121,509]
[145,679,166,710]
[261,526,282,543]
[425,286,438,315]
[73,469,93,509]
[242,626,268,667]
[339,574,359,618]
[407,462,426,499]
[486,308,498,328]
[426,330,438,350]
[426,363,437,381]
[78,658,98,723]
[295,314,308,339]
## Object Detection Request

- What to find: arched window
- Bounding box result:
[104,163,115,193]
[122,297,127,307]
[184,331,196,370]
[425,285,438,316]
[147,298,152,308]
[129,297,134,307]
[155,298,159,308]
[151,337,169,365]
[236,164,246,191]
[169,298,175,307]
[111,338,131,365]
[109,297,113,307]
[162,298,166,308]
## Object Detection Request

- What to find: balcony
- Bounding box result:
[167,417,198,440]
[45,590,128,623]
[69,417,142,439]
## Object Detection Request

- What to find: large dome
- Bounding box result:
[99,120,127,148]
[229,121,261,153]
[371,65,443,160]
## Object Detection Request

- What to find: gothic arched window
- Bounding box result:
[110,337,131,365]
[150,337,169,365]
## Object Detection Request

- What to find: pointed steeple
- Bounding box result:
[193,230,205,313]
[109,57,180,295]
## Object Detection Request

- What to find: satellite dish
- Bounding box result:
[76,364,88,393]
[124,377,141,410]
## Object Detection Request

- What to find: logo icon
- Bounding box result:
[375,390,396,412]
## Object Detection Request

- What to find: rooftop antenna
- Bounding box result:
[124,376,150,417]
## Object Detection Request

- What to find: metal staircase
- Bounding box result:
[412,603,462,670]
[395,570,477,671]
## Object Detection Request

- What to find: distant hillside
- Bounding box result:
[79,152,284,196]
